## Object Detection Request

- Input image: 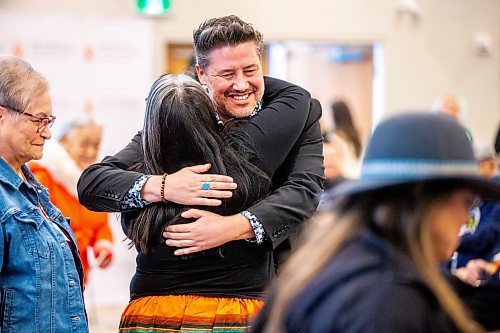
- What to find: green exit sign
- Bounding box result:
[136,0,171,15]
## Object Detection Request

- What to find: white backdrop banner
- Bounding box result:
[0,13,154,156]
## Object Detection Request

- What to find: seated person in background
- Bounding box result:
[322,135,346,189]
[320,100,363,207]
[432,92,473,141]
[30,117,113,284]
[451,143,500,274]
[252,113,500,333]
[445,143,500,331]
[447,255,500,331]
[433,92,461,120]
[323,100,363,184]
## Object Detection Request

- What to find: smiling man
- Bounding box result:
[79,11,323,282]
[193,17,265,121]
[197,43,264,120]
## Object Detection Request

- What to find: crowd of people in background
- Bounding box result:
[1,14,499,333]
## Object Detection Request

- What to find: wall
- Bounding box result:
[283,46,373,142]
[1,0,497,142]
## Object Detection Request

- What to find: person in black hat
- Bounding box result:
[252,112,500,333]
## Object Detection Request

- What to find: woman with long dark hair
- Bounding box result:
[331,100,362,159]
[253,113,500,332]
[119,74,272,332]
[323,101,363,188]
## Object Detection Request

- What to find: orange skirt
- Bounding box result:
[119,295,264,332]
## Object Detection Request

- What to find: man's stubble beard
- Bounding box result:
[205,87,242,122]
[205,82,264,122]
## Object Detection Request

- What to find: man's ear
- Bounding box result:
[196,64,207,85]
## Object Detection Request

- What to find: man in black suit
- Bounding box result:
[78,15,324,271]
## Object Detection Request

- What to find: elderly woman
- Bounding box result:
[0,56,88,332]
[253,113,500,333]
[30,117,113,285]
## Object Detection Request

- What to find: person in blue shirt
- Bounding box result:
[0,56,88,333]
[448,144,500,331]
[454,144,500,277]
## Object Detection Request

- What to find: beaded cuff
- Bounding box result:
[120,175,152,210]
[241,210,265,244]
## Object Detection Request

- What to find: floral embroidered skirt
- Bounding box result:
[119,295,264,333]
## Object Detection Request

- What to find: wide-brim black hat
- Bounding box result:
[328,112,500,201]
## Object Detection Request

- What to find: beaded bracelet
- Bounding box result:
[160,173,168,203]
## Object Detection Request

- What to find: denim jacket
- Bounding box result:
[0,158,88,333]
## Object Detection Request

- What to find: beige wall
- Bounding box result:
[1,0,499,142]
[284,47,373,143]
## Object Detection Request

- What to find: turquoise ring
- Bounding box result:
[202,182,210,190]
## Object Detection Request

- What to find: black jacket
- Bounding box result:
[253,232,459,333]
[77,76,325,268]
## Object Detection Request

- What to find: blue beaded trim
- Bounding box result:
[241,210,265,244]
[120,175,152,210]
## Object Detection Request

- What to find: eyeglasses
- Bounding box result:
[0,105,56,133]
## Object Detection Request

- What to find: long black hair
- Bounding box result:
[331,100,362,158]
[262,181,483,333]
[123,74,270,253]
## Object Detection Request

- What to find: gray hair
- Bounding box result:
[0,56,49,114]
[193,15,264,70]
[56,116,102,141]
[142,73,217,174]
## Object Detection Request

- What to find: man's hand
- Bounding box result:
[140,163,237,206]
[162,209,255,256]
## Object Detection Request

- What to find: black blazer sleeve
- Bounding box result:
[246,98,325,250]
[77,132,145,212]
[238,77,312,175]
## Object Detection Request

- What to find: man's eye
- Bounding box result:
[220,73,234,79]
[244,69,257,75]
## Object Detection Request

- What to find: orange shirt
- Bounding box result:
[29,162,112,283]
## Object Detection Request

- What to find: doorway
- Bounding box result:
[267,42,382,144]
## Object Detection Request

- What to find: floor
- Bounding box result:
[84,214,136,333]
[88,304,124,333]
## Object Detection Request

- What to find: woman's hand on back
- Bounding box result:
[139,163,237,206]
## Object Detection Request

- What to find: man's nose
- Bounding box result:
[232,72,249,91]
